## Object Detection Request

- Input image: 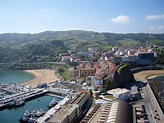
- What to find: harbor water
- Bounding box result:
[0,95,62,123]
[0,70,62,123]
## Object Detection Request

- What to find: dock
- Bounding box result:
[36,95,71,123]
[0,89,48,110]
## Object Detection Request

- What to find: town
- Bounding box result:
[0,45,164,123]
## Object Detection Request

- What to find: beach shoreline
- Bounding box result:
[21,69,59,88]
[134,70,164,81]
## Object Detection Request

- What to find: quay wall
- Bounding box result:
[0,90,48,110]
[48,90,67,96]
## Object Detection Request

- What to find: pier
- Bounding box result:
[0,89,48,110]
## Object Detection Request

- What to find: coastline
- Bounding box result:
[21,69,59,88]
[134,70,164,81]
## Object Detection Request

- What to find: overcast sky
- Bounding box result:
[0,0,164,34]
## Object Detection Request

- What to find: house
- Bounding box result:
[61,56,72,61]
[78,68,96,78]
[59,53,70,57]
[112,47,118,52]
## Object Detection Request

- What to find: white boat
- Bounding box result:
[15,99,25,107]
[48,99,57,109]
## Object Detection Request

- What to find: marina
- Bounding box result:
[0,95,62,123]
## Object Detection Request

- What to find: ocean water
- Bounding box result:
[0,70,35,84]
[150,75,164,82]
[0,70,62,123]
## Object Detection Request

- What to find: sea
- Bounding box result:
[147,75,164,82]
[0,70,62,123]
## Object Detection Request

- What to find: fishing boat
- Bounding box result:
[48,99,57,109]
[24,110,31,117]
[34,109,45,117]
[18,109,44,123]
[15,99,25,107]
[18,116,29,123]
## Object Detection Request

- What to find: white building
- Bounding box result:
[91,76,103,86]
[107,88,131,100]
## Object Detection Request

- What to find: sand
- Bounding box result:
[134,70,164,81]
[21,69,59,88]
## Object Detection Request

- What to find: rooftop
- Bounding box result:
[107,88,130,95]
[47,104,78,123]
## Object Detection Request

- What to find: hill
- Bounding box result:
[0,30,164,65]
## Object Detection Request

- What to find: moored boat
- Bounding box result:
[48,99,57,109]
[34,109,45,117]
[15,99,25,107]
[18,116,29,123]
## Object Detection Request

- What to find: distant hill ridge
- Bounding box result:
[0,30,164,46]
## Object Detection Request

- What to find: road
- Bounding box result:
[135,77,164,123]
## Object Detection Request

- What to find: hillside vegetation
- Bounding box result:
[0,30,164,65]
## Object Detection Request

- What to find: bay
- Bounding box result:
[0,70,62,123]
[0,70,35,84]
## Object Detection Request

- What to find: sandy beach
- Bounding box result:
[21,69,59,88]
[134,70,164,81]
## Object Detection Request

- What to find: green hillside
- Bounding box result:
[0,30,163,65]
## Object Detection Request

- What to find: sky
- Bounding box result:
[0,0,164,34]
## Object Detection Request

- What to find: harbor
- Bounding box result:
[0,83,48,110]
[0,95,62,123]
[0,80,74,123]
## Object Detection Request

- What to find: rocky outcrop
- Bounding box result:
[110,63,135,88]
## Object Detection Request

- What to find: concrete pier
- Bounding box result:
[0,89,48,110]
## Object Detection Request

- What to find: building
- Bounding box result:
[107,88,131,100]
[78,68,96,78]
[61,56,72,61]
[112,47,118,52]
[128,55,138,62]
[138,52,154,60]
[59,53,70,57]
[91,76,103,86]
[47,91,90,123]
[81,100,133,123]
[122,55,138,62]
[113,56,122,64]
[128,50,137,55]
[47,104,79,123]
[102,52,114,59]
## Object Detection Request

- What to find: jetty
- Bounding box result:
[0,88,48,110]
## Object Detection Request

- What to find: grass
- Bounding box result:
[62,69,73,80]
[117,38,141,46]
